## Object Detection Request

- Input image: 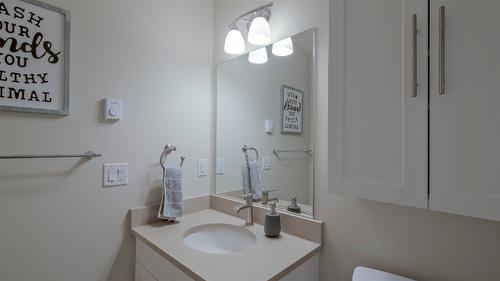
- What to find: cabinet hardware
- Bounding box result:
[412,14,418,97]
[439,6,446,95]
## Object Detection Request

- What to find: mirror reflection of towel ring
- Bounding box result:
[242,144,259,161]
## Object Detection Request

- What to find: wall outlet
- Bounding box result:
[103,163,128,187]
[198,159,208,177]
[265,119,274,133]
[216,158,225,175]
[263,156,272,170]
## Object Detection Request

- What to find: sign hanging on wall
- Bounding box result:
[281,85,303,134]
[0,0,70,115]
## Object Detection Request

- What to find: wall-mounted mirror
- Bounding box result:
[216,29,315,218]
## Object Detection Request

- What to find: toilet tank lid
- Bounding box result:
[352,266,414,281]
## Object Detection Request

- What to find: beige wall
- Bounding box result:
[0,1,213,280]
[214,1,500,281]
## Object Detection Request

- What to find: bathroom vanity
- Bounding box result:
[131,200,321,281]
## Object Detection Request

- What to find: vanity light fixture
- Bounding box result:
[224,26,246,55]
[248,16,272,45]
[272,37,294,56]
[223,3,273,55]
[248,47,268,64]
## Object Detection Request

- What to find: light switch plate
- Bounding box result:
[263,157,272,170]
[198,159,208,177]
[216,158,225,175]
[103,163,128,187]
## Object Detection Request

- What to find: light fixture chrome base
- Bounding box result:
[228,2,273,29]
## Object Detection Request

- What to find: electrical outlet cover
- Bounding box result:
[263,157,272,170]
[198,159,208,177]
[216,158,225,175]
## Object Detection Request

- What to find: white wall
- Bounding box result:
[214,1,500,281]
[216,41,313,204]
[0,1,213,280]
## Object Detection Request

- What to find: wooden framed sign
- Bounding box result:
[0,0,70,115]
[280,85,303,134]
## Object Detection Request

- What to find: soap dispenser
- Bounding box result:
[287,196,301,214]
[264,201,281,238]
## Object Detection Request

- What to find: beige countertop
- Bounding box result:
[131,209,321,281]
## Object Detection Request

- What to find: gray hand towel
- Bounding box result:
[158,167,183,221]
[243,160,263,200]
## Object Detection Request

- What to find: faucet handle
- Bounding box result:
[239,193,253,199]
[239,193,253,205]
[262,189,276,195]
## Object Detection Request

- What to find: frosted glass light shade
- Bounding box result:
[272,37,294,56]
[224,29,245,55]
[248,17,271,45]
[248,47,268,64]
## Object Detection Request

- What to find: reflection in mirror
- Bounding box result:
[216,29,315,218]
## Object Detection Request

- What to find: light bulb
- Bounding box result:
[248,16,271,45]
[248,47,268,64]
[272,37,294,56]
[224,29,245,55]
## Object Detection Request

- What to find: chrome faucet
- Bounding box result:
[261,189,279,205]
[235,193,254,226]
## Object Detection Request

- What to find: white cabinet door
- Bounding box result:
[329,0,428,208]
[430,1,500,221]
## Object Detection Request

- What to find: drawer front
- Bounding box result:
[136,239,194,281]
[280,254,319,281]
[135,262,158,281]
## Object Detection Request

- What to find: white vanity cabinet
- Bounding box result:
[135,238,319,281]
[135,239,194,281]
[330,0,500,222]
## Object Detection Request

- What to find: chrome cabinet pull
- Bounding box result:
[439,6,446,95]
[412,14,418,97]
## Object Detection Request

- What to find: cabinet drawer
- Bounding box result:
[135,262,157,281]
[136,239,194,281]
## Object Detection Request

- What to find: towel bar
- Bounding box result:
[0,151,102,160]
[273,149,313,160]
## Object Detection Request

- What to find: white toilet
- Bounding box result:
[353,266,415,281]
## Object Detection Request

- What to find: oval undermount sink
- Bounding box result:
[182,223,256,254]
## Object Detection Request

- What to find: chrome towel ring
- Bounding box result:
[160,144,186,169]
[242,144,259,161]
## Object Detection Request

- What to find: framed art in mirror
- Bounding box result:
[281,85,304,134]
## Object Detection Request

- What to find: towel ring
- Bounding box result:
[242,145,259,161]
[160,144,186,169]
[160,144,176,169]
